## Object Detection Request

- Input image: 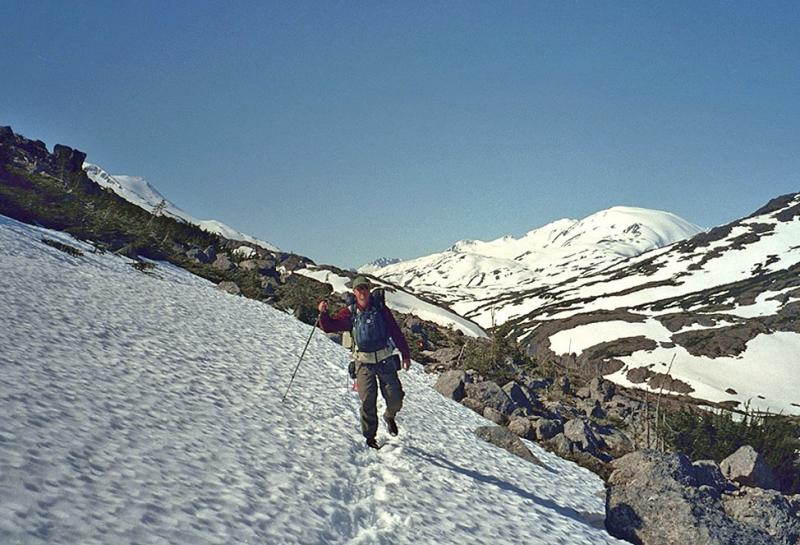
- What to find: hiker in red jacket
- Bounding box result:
[318,276,411,449]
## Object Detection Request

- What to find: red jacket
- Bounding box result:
[319,302,411,361]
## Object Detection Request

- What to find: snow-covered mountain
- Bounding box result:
[0,214,623,545]
[371,206,703,327]
[505,193,800,414]
[358,257,402,275]
[84,163,280,252]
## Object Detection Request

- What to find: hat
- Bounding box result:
[350,275,372,289]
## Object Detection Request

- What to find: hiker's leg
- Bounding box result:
[378,359,405,419]
[356,363,379,439]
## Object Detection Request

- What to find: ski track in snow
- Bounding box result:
[0,216,624,545]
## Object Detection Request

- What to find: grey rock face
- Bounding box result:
[474,425,543,466]
[720,446,780,490]
[464,381,516,415]
[434,370,466,401]
[534,418,563,441]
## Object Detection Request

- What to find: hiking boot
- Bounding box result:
[366,437,381,450]
[384,416,398,437]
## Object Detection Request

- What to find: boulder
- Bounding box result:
[428,347,463,369]
[547,433,577,457]
[508,417,534,440]
[502,381,537,414]
[464,381,516,415]
[563,418,602,453]
[217,281,241,295]
[212,254,234,271]
[534,418,563,441]
[606,450,775,545]
[722,487,800,543]
[483,407,508,426]
[475,426,543,466]
[461,397,484,415]
[597,428,634,458]
[693,460,730,496]
[720,446,780,490]
[434,370,466,401]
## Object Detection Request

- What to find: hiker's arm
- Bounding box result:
[318,303,352,333]
[382,306,411,366]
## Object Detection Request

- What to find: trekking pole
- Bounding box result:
[282,315,320,402]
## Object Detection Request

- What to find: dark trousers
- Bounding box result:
[356,356,405,439]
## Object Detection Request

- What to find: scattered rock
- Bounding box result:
[474,426,543,466]
[720,446,780,490]
[579,399,606,420]
[589,377,615,402]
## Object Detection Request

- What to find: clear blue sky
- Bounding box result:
[2,1,798,268]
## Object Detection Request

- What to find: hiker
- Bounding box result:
[317,276,411,449]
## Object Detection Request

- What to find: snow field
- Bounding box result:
[0,216,624,545]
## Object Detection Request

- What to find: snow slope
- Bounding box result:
[0,215,623,545]
[84,163,279,251]
[372,206,703,327]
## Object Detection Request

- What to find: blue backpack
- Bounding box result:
[350,289,389,353]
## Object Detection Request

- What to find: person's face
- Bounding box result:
[354,285,370,307]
